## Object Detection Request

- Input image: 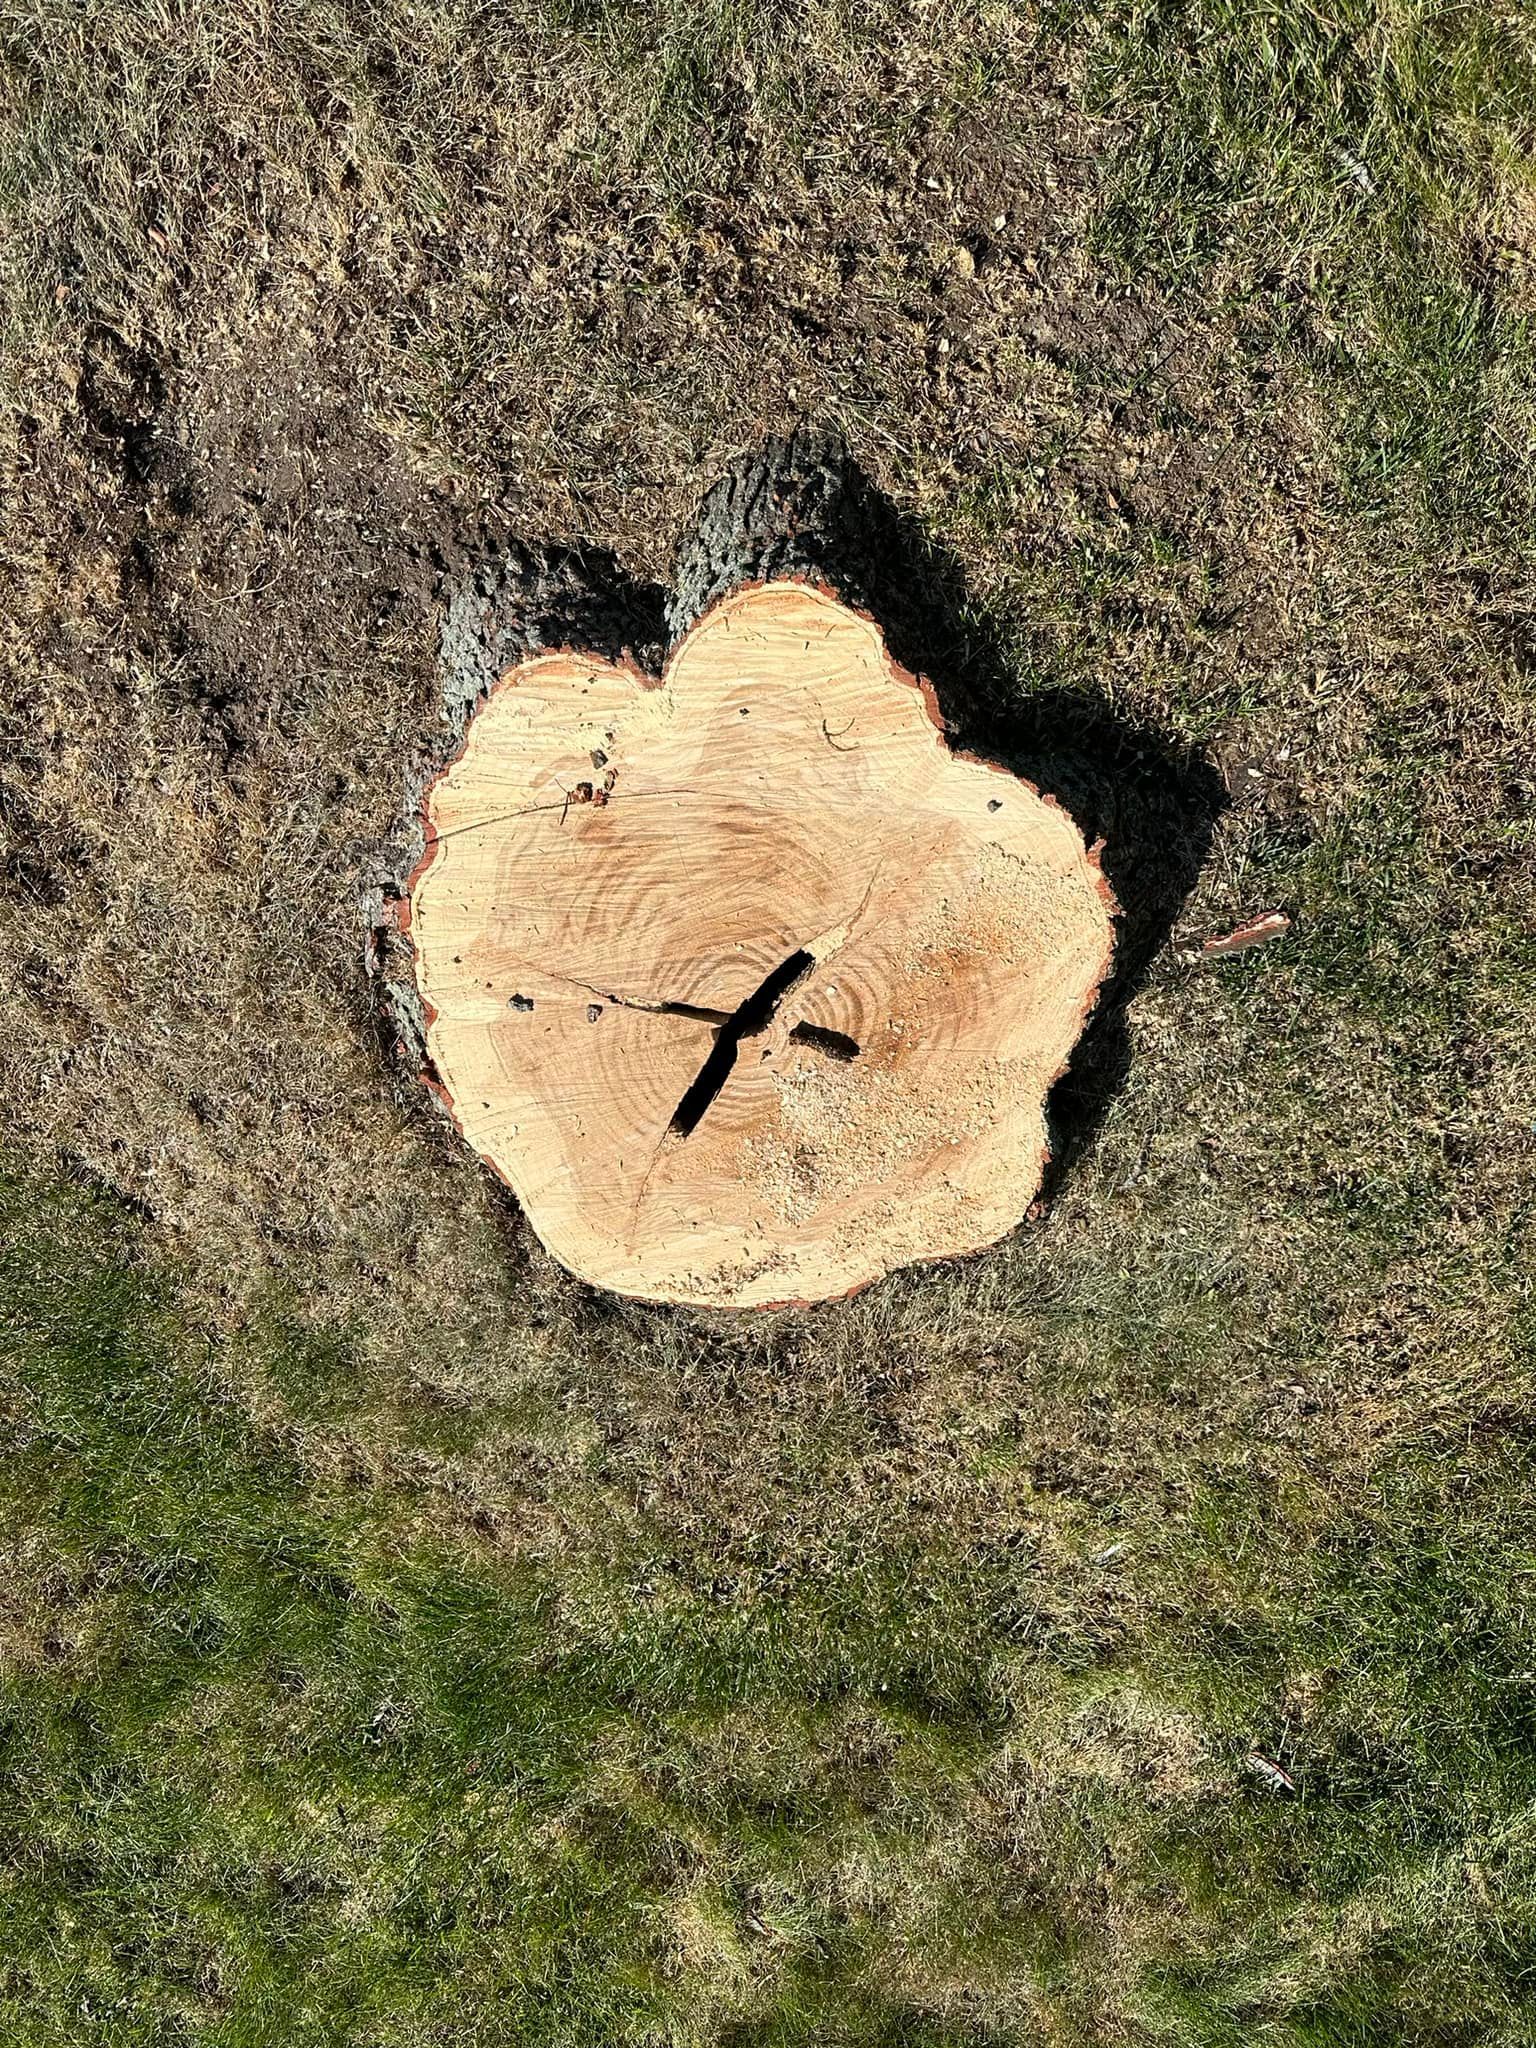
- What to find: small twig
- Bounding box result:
[1201,911,1291,959]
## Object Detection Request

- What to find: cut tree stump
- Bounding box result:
[408,447,1117,1308]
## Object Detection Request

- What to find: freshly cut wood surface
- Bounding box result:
[409,580,1116,1307]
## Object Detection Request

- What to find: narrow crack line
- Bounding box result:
[497,960,859,1050]
[574,984,857,1060]
[428,787,697,848]
[802,861,885,968]
[562,974,730,1024]
[484,957,726,1024]
[661,1000,735,1025]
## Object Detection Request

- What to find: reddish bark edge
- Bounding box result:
[404,577,1121,1312]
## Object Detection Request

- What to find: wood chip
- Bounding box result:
[1201,911,1291,958]
[1244,1752,1296,1793]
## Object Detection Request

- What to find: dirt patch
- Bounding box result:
[0,305,493,1360]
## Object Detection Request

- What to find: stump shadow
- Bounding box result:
[717,431,1227,1205]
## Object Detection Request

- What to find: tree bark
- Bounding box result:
[668,428,874,642]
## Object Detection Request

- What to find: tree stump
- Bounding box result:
[408,443,1117,1307]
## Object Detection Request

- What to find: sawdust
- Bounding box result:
[760,1049,1017,1228]
[746,836,1100,1231]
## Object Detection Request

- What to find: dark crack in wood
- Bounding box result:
[789,1021,859,1062]
[669,949,815,1138]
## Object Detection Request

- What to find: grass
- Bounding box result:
[2,1175,1013,2046]
[4,1174,1535,2043]
[3,0,1536,2040]
[1084,0,1536,538]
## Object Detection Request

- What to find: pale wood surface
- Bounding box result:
[409,581,1116,1306]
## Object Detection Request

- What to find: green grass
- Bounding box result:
[0,1174,1016,2045]
[1083,0,1536,539]
[4,1170,1536,2043]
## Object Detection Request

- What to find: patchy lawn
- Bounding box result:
[1,2,1534,2040]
